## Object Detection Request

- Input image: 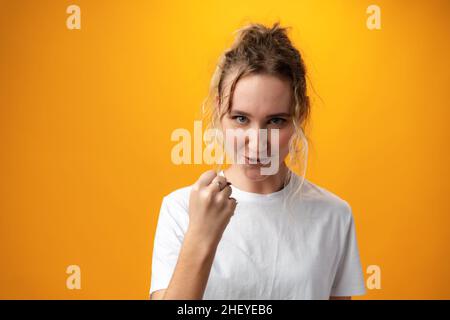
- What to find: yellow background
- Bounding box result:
[1,0,449,299]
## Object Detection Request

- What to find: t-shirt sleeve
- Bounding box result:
[330,205,366,297]
[149,196,187,296]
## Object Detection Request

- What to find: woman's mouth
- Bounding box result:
[244,155,270,165]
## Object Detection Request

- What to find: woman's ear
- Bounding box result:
[215,95,220,109]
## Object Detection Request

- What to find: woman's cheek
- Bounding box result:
[272,127,293,158]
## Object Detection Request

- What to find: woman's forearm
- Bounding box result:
[162,228,219,300]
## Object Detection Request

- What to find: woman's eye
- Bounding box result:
[269,118,286,125]
[233,116,248,124]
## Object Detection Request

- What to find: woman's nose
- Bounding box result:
[246,124,270,153]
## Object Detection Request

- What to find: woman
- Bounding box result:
[150,22,366,300]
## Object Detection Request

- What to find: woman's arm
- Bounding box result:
[150,170,236,300]
[150,228,218,300]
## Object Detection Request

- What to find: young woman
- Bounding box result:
[150,22,365,300]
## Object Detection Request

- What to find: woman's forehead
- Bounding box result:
[231,74,293,116]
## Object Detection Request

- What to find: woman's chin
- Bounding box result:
[242,164,273,181]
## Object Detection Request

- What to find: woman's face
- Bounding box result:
[220,73,295,181]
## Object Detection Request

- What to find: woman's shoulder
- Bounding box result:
[299,177,353,220]
[161,184,193,211]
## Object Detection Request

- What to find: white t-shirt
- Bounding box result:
[150,170,366,299]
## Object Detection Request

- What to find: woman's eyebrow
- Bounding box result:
[229,110,251,116]
[266,113,291,118]
[230,110,291,118]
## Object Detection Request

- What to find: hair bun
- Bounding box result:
[232,22,291,50]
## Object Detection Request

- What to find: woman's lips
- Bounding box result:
[244,155,270,164]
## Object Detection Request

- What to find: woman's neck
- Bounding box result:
[223,163,290,194]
